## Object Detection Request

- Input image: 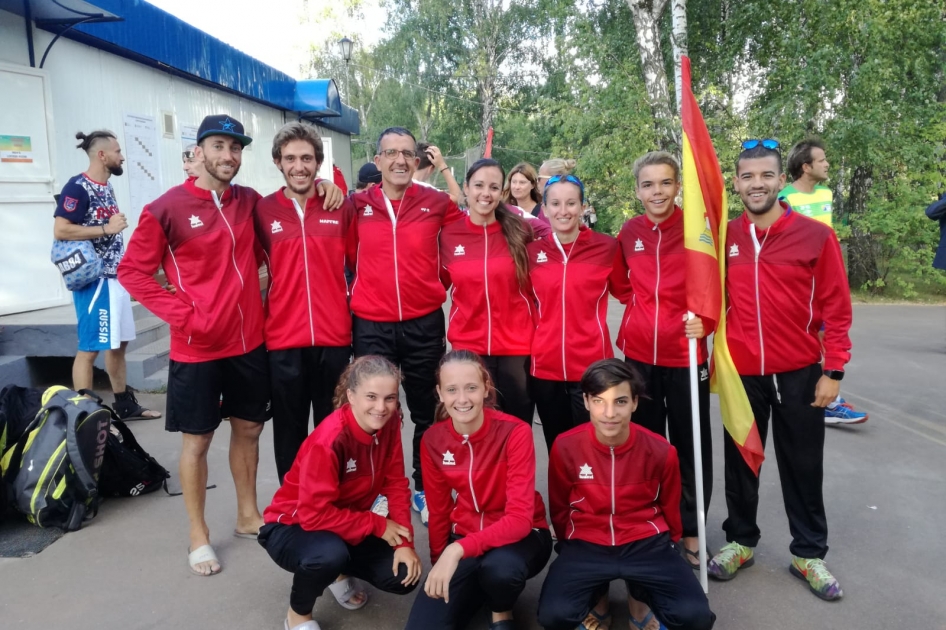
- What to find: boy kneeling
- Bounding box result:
[538,359,715,630]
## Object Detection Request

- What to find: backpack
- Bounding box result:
[0,386,111,531]
[98,418,170,497]
[0,385,43,523]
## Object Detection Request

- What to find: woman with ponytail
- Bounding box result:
[405,350,552,630]
[440,159,548,424]
[259,356,421,630]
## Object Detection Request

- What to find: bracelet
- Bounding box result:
[440,166,449,173]
[101,225,108,236]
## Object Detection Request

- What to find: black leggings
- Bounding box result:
[482,354,534,424]
[531,377,589,452]
[258,524,416,616]
[405,529,553,629]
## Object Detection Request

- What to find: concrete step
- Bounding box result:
[0,355,29,387]
[128,316,169,353]
[139,366,169,391]
[124,337,171,389]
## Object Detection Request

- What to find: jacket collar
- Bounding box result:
[465,214,502,234]
[444,406,496,443]
[275,187,321,212]
[342,404,379,445]
[585,418,639,455]
[184,177,234,203]
[644,206,683,230]
[739,200,793,237]
[367,181,419,208]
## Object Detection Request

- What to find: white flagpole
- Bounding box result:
[687,310,709,592]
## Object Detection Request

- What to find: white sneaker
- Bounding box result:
[370,494,389,517]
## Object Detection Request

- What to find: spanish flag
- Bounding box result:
[681,56,764,475]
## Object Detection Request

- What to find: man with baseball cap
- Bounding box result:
[356,162,382,191]
[120,114,270,577]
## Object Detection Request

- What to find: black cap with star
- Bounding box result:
[196,114,253,147]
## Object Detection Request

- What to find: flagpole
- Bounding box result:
[687,310,709,592]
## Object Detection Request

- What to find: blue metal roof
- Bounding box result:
[25,0,359,134]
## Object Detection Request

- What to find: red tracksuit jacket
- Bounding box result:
[263,405,414,549]
[118,179,264,362]
[616,208,714,367]
[725,205,852,375]
[548,422,682,546]
[439,215,540,356]
[420,408,549,563]
[254,189,357,350]
[527,227,631,381]
[350,183,465,322]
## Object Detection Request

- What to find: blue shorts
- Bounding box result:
[73,278,136,352]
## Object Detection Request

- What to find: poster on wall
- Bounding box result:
[0,135,33,163]
[181,125,198,152]
[122,113,161,218]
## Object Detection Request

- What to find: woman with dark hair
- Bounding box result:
[527,173,631,451]
[405,350,552,630]
[258,356,422,630]
[439,158,548,424]
[504,162,543,219]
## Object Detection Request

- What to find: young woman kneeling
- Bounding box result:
[258,356,422,630]
[537,359,715,630]
[405,350,553,630]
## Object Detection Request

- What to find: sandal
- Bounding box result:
[114,389,162,421]
[580,608,611,630]
[187,544,221,576]
[488,621,517,630]
[682,546,702,570]
[327,576,368,610]
[629,611,666,630]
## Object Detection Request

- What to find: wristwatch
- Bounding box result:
[823,370,844,381]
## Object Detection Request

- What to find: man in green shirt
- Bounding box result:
[780,138,868,425]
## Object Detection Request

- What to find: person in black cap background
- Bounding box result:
[356,162,382,192]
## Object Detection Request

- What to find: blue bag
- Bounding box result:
[51,239,103,291]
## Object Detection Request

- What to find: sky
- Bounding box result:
[148,0,385,79]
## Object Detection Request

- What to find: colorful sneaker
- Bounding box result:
[824,404,868,425]
[790,556,843,601]
[411,490,428,526]
[370,494,389,517]
[707,542,754,581]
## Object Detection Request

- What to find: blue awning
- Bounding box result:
[294,80,342,117]
[0,0,120,23]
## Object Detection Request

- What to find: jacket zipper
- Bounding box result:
[553,234,574,381]
[369,434,377,489]
[291,199,316,346]
[749,227,768,375]
[610,446,616,546]
[462,436,482,529]
[483,225,492,356]
[381,192,403,321]
[653,226,662,364]
[212,189,246,353]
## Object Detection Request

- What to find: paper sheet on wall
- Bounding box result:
[123,113,162,218]
[181,125,198,152]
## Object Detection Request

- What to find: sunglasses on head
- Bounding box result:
[742,139,780,150]
[544,174,585,202]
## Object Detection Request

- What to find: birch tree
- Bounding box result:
[626,0,676,148]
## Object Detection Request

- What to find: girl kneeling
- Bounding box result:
[259,356,422,630]
[405,350,552,630]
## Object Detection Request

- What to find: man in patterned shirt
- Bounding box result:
[53,129,160,420]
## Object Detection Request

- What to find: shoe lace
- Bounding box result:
[805,559,835,584]
[714,542,744,565]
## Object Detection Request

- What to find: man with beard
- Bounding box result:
[253,122,357,483]
[707,141,852,601]
[119,115,269,577]
[779,138,868,425]
[53,130,160,420]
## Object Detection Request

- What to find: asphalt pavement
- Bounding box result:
[1,303,944,630]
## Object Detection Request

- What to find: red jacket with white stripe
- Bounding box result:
[527,228,631,381]
[725,205,852,375]
[420,408,549,563]
[118,179,264,362]
[263,405,414,549]
[254,189,357,350]
[350,184,465,322]
[439,215,540,356]
[548,422,682,546]
[616,208,713,367]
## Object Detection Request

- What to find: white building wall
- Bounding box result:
[0,10,352,315]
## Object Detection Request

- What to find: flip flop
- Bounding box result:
[580,608,611,630]
[629,611,667,630]
[327,576,368,610]
[682,546,701,570]
[187,544,221,576]
[488,621,517,630]
[233,529,259,540]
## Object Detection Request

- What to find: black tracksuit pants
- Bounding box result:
[537,534,715,630]
[530,378,589,453]
[405,529,553,629]
[353,309,445,492]
[723,363,829,559]
[258,523,416,616]
[269,345,352,483]
[625,358,713,539]
[482,354,534,424]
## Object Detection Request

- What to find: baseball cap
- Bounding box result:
[197,114,253,147]
[357,162,382,184]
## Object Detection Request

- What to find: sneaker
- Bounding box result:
[790,556,843,601]
[824,404,868,425]
[370,494,389,517]
[707,542,754,581]
[411,491,428,527]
